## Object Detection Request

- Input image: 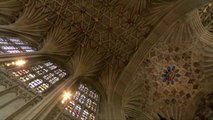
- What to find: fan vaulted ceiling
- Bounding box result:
[0,0,213,119]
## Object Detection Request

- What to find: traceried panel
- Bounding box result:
[193,92,213,120]
[8,60,68,94]
[0,37,35,54]
[32,0,178,65]
[199,3,213,33]
[121,16,212,119]
[60,83,100,120]
[0,58,69,119]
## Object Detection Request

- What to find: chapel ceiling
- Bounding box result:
[0,0,179,63]
[0,0,213,120]
[0,0,181,101]
[122,4,213,119]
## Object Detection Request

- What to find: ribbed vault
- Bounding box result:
[0,0,213,120]
[120,1,213,119]
[0,0,26,25]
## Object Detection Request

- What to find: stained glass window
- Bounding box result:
[65,101,75,113]
[0,37,35,54]
[86,99,92,109]
[74,91,81,100]
[89,113,95,120]
[9,60,68,94]
[79,95,86,104]
[81,109,89,120]
[62,83,100,120]
[73,105,82,117]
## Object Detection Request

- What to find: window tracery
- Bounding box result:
[0,37,35,54]
[62,83,100,120]
[9,60,68,94]
[199,3,213,32]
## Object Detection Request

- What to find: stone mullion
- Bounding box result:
[84,90,99,118]
[94,94,100,119]
[40,64,59,88]
[50,67,64,80]
[8,60,49,87]
[80,91,86,119]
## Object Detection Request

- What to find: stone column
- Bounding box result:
[19,77,75,120]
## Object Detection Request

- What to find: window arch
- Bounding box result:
[3,59,68,94]
[62,83,100,120]
[0,37,36,54]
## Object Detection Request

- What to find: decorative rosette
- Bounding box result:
[161,66,181,84]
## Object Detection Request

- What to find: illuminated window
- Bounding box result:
[9,60,68,94]
[89,113,95,120]
[0,37,35,54]
[89,91,94,98]
[28,79,43,89]
[91,102,97,112]
[74,91,81,100]
[83,87,89,94]
[79,95,86,104]
[73,105,82,118]
[79,84,85,91]
[65,101,75,113]
[81,109,89,120]
[86,99,92,109]
[62,83,100,120]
